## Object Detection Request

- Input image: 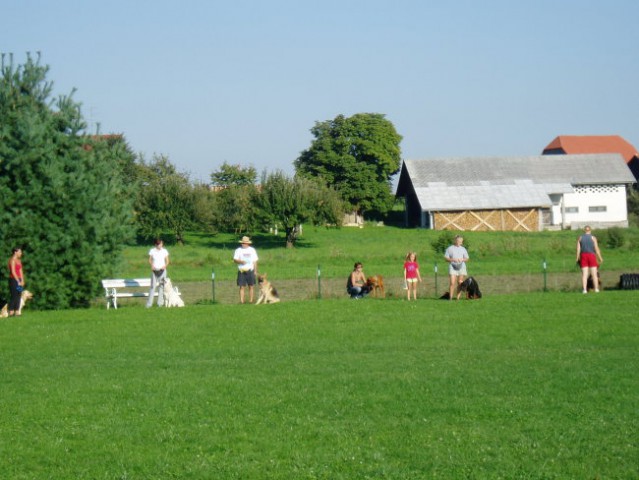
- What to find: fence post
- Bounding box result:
[434,263,438,297]
[317,264,322,299]
[211,269,216,302]
[542,259,547,292]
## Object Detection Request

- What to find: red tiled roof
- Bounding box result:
[543,135,638,163]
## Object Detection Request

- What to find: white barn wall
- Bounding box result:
[562,185,629,228]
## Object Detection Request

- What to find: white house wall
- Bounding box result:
[561,184,628,228]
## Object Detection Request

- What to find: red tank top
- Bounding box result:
[9,259,22,279]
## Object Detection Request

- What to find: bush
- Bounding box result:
[603,227,625,249]
[431,231,470,254]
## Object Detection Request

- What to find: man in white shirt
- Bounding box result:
[147,238,170,307]
[233,236,259,304]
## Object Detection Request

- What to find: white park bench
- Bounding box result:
[101,278,181,309]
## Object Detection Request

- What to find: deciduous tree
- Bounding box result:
[134,155,208,244]
[295,113,402,218]
[210,162,257,187]
[259,171,344,248]
[210,162,260,234]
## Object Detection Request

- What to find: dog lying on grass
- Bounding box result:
[366,275,385,298]
[0,289,34,317]
[256,274,280,304]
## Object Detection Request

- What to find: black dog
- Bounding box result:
[439,277,482,300]
[586,272,602,292]
[458,276,482,299]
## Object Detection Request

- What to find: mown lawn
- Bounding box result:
[1,292,637,479]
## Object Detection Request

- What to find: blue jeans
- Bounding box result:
[348,286,369,298]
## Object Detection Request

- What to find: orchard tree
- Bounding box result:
[259,171,344,248]
[0,53,134,309]
[210,162,260,234]
[295,113,402,218]
[135,155,212,244]
[210,162,257,187]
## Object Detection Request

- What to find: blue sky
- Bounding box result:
[4,0,638,183]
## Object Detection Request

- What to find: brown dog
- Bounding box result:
[366,275,385,298]
[256,274,280,304]
[0,289,34,317]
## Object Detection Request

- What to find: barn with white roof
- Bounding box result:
[395,154,635,231]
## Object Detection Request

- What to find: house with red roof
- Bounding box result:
[542,135,639,182]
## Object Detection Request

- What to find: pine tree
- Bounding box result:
[0,53,134,309]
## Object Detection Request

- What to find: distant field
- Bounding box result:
[2,292,637,479]
[110,227,639,305]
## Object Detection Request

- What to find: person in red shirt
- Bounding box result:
[8,247,25,316]
[403,251,422,301]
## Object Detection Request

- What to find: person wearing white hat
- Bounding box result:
[233,236,259,303]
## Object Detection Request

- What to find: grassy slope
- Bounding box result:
[119,227,639,282]
[1,292,637,479]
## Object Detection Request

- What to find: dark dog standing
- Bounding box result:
[586,272,602,292]
[457,276,482,299]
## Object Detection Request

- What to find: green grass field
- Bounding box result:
[109,227,639,305]
[119,227,639,283]
[2,292,637,479]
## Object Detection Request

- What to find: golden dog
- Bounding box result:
[366,275,385,298]
[256,274,280,304]
[1,289,34,317]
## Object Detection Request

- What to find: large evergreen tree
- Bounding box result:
[294,113,402,218]
[0,53,134,309]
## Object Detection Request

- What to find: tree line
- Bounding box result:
[0,54,402,309]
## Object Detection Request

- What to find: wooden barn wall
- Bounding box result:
[433,208,540,231]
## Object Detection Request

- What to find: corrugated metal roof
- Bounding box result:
[399,154,635,212]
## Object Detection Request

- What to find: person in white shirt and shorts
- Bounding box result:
[233,236,259,304]
[445,235,469,300]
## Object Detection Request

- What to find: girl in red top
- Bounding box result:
[403,251,422,301]
[8,247,25,316]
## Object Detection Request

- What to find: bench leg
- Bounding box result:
[105,295,117,310]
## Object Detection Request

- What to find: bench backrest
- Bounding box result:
[102,278,151,289]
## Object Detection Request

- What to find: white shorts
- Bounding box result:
[449,263,467,276]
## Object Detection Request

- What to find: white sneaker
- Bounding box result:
[595,289,600,293]
[582,290,587,294]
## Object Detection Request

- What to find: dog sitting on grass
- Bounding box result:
[256,274,280,304]
[0,289,34,317]
[162,278,184,308]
